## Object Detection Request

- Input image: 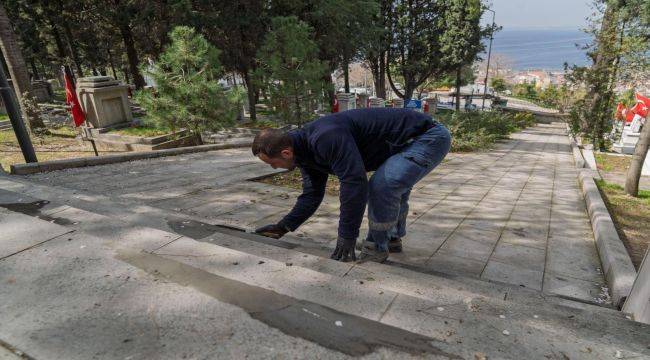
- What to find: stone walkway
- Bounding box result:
[25,123,608,304]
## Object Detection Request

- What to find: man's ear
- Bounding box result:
[280,148,293,159]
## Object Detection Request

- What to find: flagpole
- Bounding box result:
[63,66,98,156]
[0,60,37,163]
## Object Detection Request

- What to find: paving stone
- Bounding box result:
[481,260,544,290]
[426,252,486,277]
[154,237,395,321]
[215,203,288,228]
[0,231,346,359]
[0,210,71,259]
[490,243,546,272]
[543,272,608,304]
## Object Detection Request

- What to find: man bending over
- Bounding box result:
[253,108,451,263]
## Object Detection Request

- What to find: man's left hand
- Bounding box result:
[330,237,357,262]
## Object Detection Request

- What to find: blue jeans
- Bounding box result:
[366,123,451,251]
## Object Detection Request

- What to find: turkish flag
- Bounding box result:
[635,93,650,117]
[64,70,86,127]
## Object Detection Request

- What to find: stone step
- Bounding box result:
[0,175,616,312]
[0,175,630,314]
[0,182,649,359]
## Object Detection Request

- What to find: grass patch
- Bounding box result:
[594,153,631,173]
[595,179,650,269]
[0,113,8,121]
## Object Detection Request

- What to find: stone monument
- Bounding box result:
[336,93,356,112]
[31,80,52,103]
[369,97,385,108]
[76,76,132,128]
[392,98,404,108]
[612,115,649,175]
[425,95,438,114]
[358,93,369,108]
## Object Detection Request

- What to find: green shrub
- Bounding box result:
[436,110,534,152]
[135,26,236,142]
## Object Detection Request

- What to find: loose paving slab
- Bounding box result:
[22,123,607,304]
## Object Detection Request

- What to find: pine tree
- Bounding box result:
[255,16,328,126]
[135,26,236,142]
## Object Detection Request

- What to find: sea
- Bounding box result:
[486,28,591,70]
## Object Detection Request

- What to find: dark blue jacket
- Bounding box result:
[278,108,435,240]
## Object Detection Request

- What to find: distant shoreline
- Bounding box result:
[485,28,590,70]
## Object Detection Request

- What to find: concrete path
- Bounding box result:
[1,173,648,359]
[23,123,607,305]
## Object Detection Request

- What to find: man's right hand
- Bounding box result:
[254,224,288,239]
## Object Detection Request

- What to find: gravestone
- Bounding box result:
[425,95,438,114]
[336,93,356,111]
[369,97,384,108]
[31,80,51,103]
[76,76,132,128]
[392,98,404,108]
[358,93,369,108]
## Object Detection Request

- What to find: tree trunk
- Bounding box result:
[119,23,145,89]
[343,57,350,93]
[625,118,650,196]
[30,59,40,80]
[242,70,257,122]
[63,21,84,77]
[455,66,462,111]
[386,64,405,99]
[122,67,130,84]
[107,48,118,79]
[370,53,388,99]
[322,73,335,107]
[587,2,620,150]
[0,4,45,129]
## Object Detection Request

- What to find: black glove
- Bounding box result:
[254,223,288,239]
[330,237,357,262]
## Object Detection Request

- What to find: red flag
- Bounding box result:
[64,71,86,127]
[631,102,648,118]
[624,107,636,123]
[615,103,625,120]
[332,97,339,113]
[635,93,650,117]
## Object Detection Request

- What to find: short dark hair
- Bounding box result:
[251,128,292,158]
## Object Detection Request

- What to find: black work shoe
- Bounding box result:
[388,238,403,253]
[357,239,403,253]
[357,242,389,264]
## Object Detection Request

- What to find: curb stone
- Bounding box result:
[569,139,585,169]
[578,169,636,307]
[9,141,252,175]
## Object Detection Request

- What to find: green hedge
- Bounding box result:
[436,110,535,152]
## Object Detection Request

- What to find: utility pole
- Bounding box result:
[0,61,37,163]
[481,8,495,111]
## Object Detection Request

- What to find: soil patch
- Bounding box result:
[256,170,342,196]
[596,180,650,269]
[594,153,631,173]
[0,128,125,170]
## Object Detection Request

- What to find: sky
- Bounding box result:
[485,0,594,30]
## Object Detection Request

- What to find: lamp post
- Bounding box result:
[481,8,495,111]
[0,60,37,163]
